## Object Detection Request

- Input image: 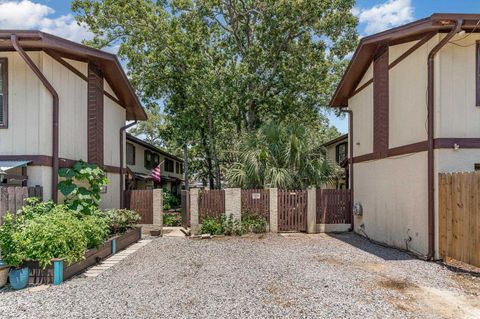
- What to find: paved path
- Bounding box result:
[0,233,479,319]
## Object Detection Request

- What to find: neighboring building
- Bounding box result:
[0,31,147,208]
[323,134,348,189]
[329,14,480,258]
[125,133,183,195]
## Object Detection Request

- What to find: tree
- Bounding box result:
[71,0,358,187]
[226,121,338,189]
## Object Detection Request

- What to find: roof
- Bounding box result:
[0,30,147,120]
[323,134,348,147]
[0,160,30,173]
[330,13,480,107]
[126,133,183,162]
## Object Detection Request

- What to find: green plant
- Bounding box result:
[163,190,180,210]
[163,213,181,227]
[58,161,109,215]
[24,207,87,268]
[241,213,267,233]
[0,213,29,268]
[222,215,244,236]
[19,198,55,220]
[200,216,224,235]
[104,209,140,234]
[80,213,110,249]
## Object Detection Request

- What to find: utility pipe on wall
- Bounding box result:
[426,19,463,260]
[11,34,60,202]
[119,121,137,208]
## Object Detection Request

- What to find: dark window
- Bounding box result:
[176,162,180,174]
[144,150,152,169]
[153,154,160,167]
[0,58,8,128]
[336,142,347,164]
[165,158,174,172]
[126,143,135,165]
[180,163,184,174]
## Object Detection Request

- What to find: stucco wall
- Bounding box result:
[100,173,121,209]
[437,33,480,138]
[354,151,429,255]
[350,85,373,157]
[104,97,125,167]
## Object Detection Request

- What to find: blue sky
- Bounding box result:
[1,0,480,133]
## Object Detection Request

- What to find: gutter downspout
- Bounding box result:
[341,109,354,232]
[426,19,463,260]
[119,121,137,208]
[11,34,60,203]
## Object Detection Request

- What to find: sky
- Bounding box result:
[0,0,480,133]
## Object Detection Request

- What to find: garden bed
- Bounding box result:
[27,227,142,285]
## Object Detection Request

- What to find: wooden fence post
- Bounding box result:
[307,188,317,234]
[269,188,278,233]
[190,188,200,235]
[225,188,241,221]
[153,189,163,230]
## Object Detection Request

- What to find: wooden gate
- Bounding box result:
[439,172,480,268]
[123,190,153,224]
[199,189,225,222]
[316,189,352,224]
[278,190,307,232]
[181,190,190,228]
[241,189,270,221]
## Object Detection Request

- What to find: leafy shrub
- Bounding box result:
[103,209,140,234]
[163,190,180,210]
[19,198,55,219]
[241,213,267,233]
[58,161,109,215]
[200,216,224,235]
[24,207,87,268]
[80,213,110,249]
[222,215,244,236]
[0,213,29,268]
[163,213,181,226]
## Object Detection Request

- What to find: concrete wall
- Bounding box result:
[353,152,429,255]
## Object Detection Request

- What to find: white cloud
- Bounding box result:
[354,0,414,35]
[0,0,93,43]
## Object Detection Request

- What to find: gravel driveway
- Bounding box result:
[0,232,479,319]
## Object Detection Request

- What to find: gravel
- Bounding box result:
[0,232,479,319]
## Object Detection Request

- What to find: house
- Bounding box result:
[125,133,184,195]
[0,31,147,208]
[323,134,348,189]
[329,14,480,258]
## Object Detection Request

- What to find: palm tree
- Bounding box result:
[226,122,338,189]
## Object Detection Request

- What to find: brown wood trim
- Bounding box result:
[0,155,121,174]
[477,41,480,106]
[351,33,435,98]
[352,152,379,163]
[45,51,123,106]
[373,47,389,156]
[434,138,480,149]
[88,63,105,166]
[0,57,7,129]
[386,141,428,157]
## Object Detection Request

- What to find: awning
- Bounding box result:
[0,160,31,174]
[134,173,153,181]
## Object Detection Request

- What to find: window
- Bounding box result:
[336,142,347,164]
[176,162,180,174]
[126,143,135,165]
[165,158,174,172]
[0,58,7,128]
[144,150,152,169]
[152,154,160,167]
[180,163,184,174]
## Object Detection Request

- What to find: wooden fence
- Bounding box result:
[278,190,307,232]
[0,186,43,219]
[124,190,153,224]
[241,189,270,221]
[439,172,480,268]
[199,189,225,222]
[316,189,351,224]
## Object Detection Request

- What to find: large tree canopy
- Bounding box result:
[72,0,358,188]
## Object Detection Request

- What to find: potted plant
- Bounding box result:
[0,213,29,290]
[0,259,8,288]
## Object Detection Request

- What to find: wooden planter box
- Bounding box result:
[26,227,142,285]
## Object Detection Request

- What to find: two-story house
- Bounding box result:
[0,30,147,208]
[323,134,348,189]
[125,133,183,195]
[330,14,480,258]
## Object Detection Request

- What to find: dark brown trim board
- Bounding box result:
[434,138,480,148]
[477,41,480,106]
[0,57,7,128]
[88,63,105,166]
[373,46,389,157]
